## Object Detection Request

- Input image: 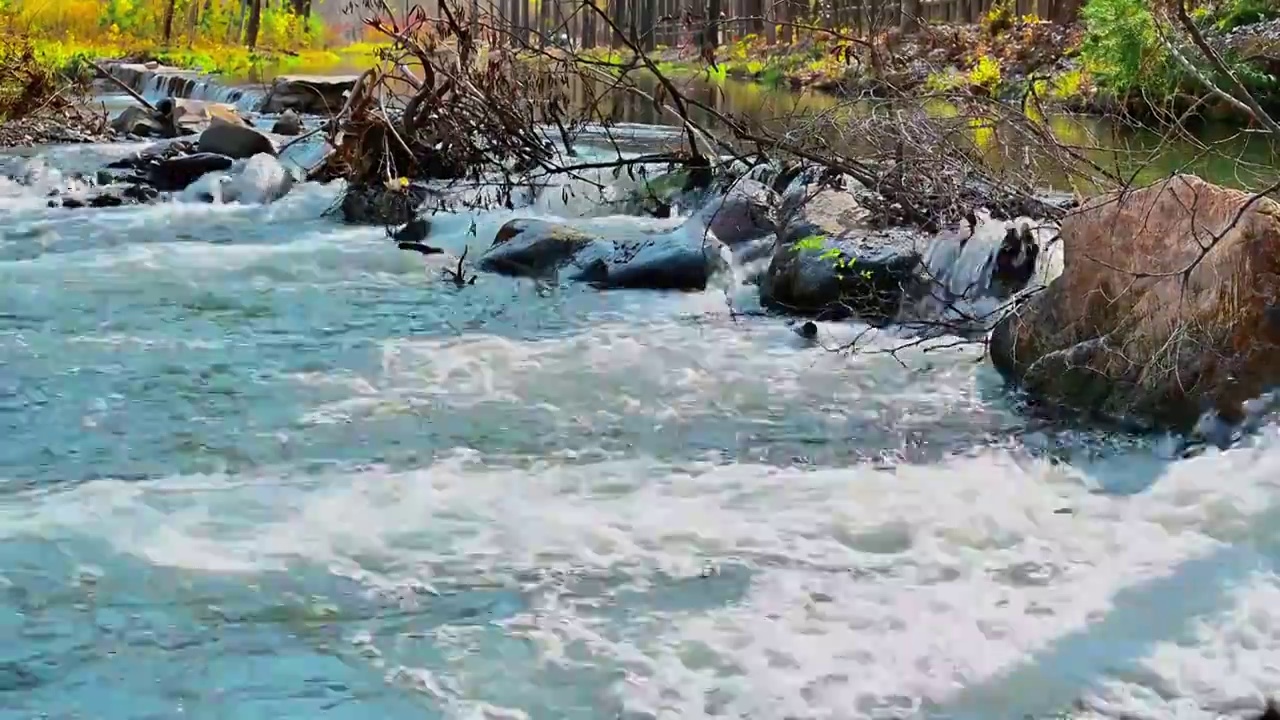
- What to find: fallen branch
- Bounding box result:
[90,61,158,113]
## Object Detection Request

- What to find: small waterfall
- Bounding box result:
[102,62,266,114]
[922,211,1061,299]
[911,211,1064,327]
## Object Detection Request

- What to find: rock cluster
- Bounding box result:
[385,164,1043,314]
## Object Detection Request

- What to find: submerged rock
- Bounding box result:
[760,186,924,322]
[479,217,729,290]
[989,174,1280,429]
[55,183,158,209]
[223,153,295,204]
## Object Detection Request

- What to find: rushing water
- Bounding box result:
[2,86,1280,720]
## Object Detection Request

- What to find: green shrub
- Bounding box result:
[1078,0,1177,94]
[1215,0,1280,32]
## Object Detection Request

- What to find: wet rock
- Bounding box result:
[197,116,276,159]
[261,75,360,115]
[760,186,924,322]
[479,217,730,290]
[988,223,1041,297]
[183,154,294,205]
[480,219,597,276]
[989,174,1280,430]
[392,217,432,245]
[793,320,819,340]
[109,105,166,137]
[223,153,294,204]
[338,182,428,225]
[157,98,251,136]
[606,169,701,217]
[271,109,304,136]
[698,178,778,249]
[57,183,159,209]
[145,152,235,192]
[104,138,197,173]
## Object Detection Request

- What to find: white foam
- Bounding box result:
[4,428,1279,718]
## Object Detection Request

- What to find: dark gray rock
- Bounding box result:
[56,183,159,209]
[760,187,925,322]
[146,152,235,191]
[261,75,360,115]
[698,178,778,248]
[109,105,165,137]
[337,182,428,225]
[271,109,304,136]
[479,218,730,291]
[197,116,277,159]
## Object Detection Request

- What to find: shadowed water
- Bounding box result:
[2,106,1280,720]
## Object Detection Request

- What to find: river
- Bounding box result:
[1,76,1278,720]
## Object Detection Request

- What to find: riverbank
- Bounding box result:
[640,18,1084,101]
[605,6,1280,127]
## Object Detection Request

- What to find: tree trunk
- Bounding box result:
[899,0,919,33]
[610,0,625,48]
[245,0,263,48]
[705,0,720,48]
[163,0,177,44]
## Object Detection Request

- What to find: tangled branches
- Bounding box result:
[0,33,96,125]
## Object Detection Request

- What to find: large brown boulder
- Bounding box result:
[989,174,1280,429]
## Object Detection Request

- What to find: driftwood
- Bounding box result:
[91,60,158,113]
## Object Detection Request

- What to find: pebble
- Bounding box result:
[0,115,116,149]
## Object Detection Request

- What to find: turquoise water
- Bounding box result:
[2,128,1280,720]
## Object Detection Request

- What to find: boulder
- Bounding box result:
[480,219,597,276]
[222,153,295,205]
[110,105,165,137]
[180,154,295,205]
[479,218,730,290]
[261,75,360,115]
[338,182,429,225]
[760,187,924,321]
[271,109,304,136]
[696,178,778,249]
[197,116,277,159]
[989,174,1280,429]
[145,152,235,191]
[156,98,250,136]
